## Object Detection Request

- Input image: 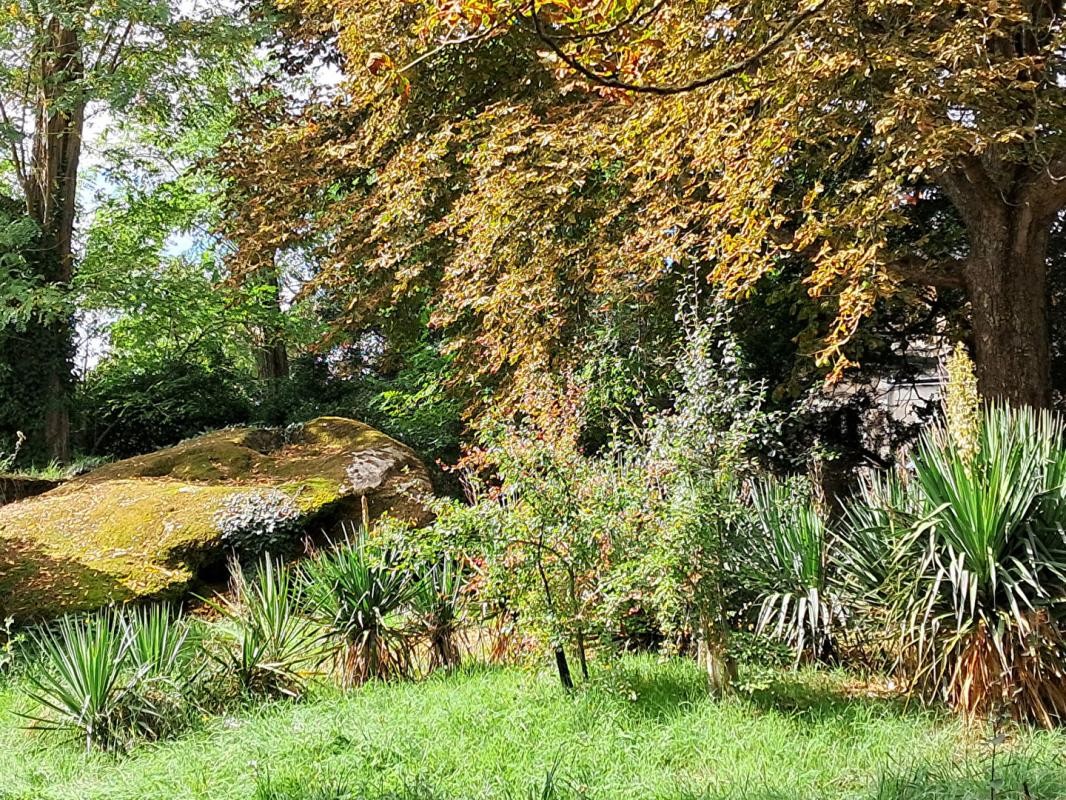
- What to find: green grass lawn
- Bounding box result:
[0,657,1064,800]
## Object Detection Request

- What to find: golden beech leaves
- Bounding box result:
[223,0,1066,417]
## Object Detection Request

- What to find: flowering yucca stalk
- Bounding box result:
[943,344,980,464]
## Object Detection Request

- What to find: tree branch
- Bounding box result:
[527,0,827,96]
[537,0,670,42]
[398,24,503,75]
[1022,157,1066,225]
[0,96,27,190]
[936,157,1003,231]
[886,256,968,290]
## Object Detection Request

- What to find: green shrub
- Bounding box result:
[215,490,304,561]
[123,604,192,679]
[301,537,417,687]
[78,353,253,458]
[22,605,201,751]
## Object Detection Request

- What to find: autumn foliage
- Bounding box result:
[222,0,1066,418]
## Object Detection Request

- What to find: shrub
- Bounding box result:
[123,604,191,679]
[120,604,200,741]
[301,538,417,687]
[78,353,253,459]
[210,557,327,699]
[215,490,304,561]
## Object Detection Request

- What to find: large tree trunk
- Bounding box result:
[23,18,86,462]
[964,199,1052,409]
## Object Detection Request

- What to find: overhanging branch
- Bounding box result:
[526,0,827,96]
[887,256,968,290]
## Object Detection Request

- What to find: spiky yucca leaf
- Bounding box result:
[839,405,1066,725]
[412,558,468,671]
[23,612,131,751]
[211,556,327,699]
[123,604,191,679]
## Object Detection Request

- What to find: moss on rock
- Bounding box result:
[0,417,434,621]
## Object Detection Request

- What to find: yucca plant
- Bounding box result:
[301,538,417,687]
[210,556,327,699]
[119,603,198,741]
[23,611,132,751]
[836,471,923,635]
[838,401,1066,725]
[123,604,191,679]
[748,478,839,663]
[901,404,1066,724]
[411,557,468,671]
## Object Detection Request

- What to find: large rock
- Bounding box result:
[0,417,434,621]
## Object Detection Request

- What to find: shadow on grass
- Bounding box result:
[739,669,927,724]
[579,658,937,730]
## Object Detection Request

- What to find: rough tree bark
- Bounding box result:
[20,18,86,463]
[934,157,1065,409]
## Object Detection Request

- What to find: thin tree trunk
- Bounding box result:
[574,628,589,681]
[553,645,574,690]
[253,261,289,382]
[43,319,73,463]
[23,18,86,463]
[697,610,736,696]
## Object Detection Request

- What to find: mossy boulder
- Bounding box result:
[0,417,434,621]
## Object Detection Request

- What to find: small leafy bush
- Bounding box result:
[0,615,24,674]
[215,490,304,561]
